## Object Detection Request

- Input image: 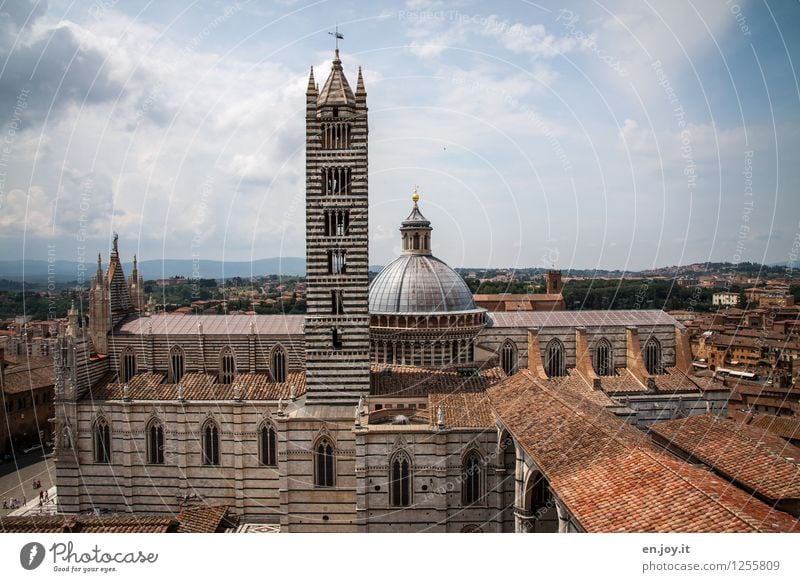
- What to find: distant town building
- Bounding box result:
[712,292,740,307]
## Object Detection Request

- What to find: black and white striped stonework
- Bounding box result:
[304,53,370,405]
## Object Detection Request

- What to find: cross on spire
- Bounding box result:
[329,24,343,51]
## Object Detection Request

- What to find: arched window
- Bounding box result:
[146,418,165,464]
[219,347,236,384]
[462,450,483,505]
[271,345,287,383]
[390,451,412,507]
[120,348,136,383]
[593,338,614,376]
[94,417,111,463]
[544,338,566,378]
[169,346,185,384]
[202,420,220,465]
[500,340,517,376]
[644,337,662,375]
[260,423,277,467]
[314,437,335,487]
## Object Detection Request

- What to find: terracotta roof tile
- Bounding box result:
[487,370,799,532]
[650,414,800,502]
[428,391,494,428]
[0,514,176,533]
[1,357,53,394]
[369,364,505,397]
[176,504,236,533]
[750,415,800,441]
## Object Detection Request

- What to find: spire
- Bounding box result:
[133,254,138,270]
[307,66,317,94]
[95,253,103,280]
[356,66,366,95]
[317,49,355,108]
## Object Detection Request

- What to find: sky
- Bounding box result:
[0,0,798,272]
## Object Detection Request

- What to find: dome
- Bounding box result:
[369,254,477,313]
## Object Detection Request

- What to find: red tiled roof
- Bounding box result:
[1,357,53,394]
[650,414,800,502]
[176,504,236,533]
[0,514,176,533]
[369,364,505,397]
[428,391,494,428]
[488,370,799,532]
[750,415,800,441]
[84,370,306,401]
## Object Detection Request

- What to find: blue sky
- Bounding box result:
[0,0,798,271]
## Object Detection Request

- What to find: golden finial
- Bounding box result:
[411,185,420,204]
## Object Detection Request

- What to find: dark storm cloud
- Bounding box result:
[0,8,122,126]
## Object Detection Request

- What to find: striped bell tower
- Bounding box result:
[304,49,370,404]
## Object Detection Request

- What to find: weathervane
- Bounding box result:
[329,24,343,51]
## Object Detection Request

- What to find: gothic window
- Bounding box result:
[644,337,662,375]
[593,338,614,376]
[146,419,165,465]
[202,420,220,466]
[321,122,351,149]
[271,345,287,383]
[500,340,517,376]
[324,209,350,236]
[544,338,566,378]
[260,423,277,467]
[314,438,335,487]
[94,417,111,464]
[462,450,483,505]
[120,348,136,383]
[390,451,412,507]
[327,249,347,274]
[322,167,351,196]
[331,290,344,315]
[169,346,185,384]
[219,347,236,384]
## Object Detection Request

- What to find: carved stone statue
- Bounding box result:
[123,383,130,400]
[177,383,185,400]
[437,405,445,428]
[354,403,361,427]
[357,393,365,415]
[277,398,284,414]
[232,383,242,401]
[61,425,73,450]
[289,384,297,401]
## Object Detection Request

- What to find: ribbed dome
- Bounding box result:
[369,255,477,313]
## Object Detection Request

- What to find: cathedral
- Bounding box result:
[52,50,797,533]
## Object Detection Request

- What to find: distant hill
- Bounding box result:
[0,257,307,282]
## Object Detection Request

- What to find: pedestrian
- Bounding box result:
[23,495,26,506]
[2,499,6,509]
[45,490,49,503]
[39,490,43,503]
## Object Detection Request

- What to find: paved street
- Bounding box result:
[0,450,56,516]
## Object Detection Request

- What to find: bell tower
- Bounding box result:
[304,49,370,404]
